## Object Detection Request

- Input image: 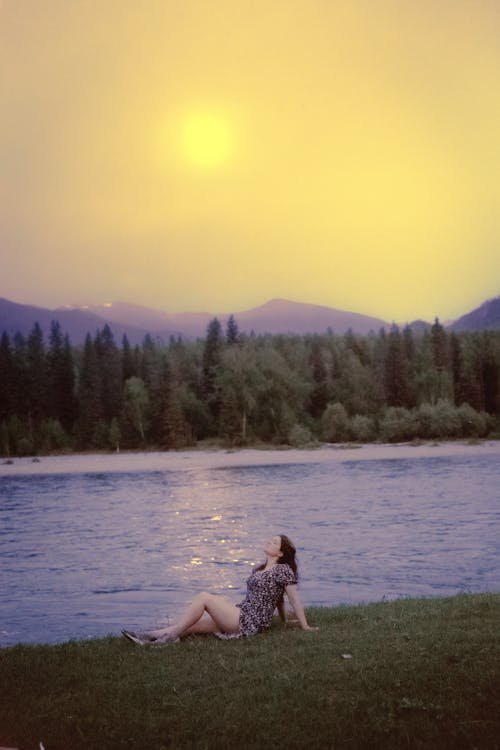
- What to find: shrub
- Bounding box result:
[457,403,490,438]
[379,407,418,442]
[321,403,350,442]
[417,400,461,439]
[349,414,376,442]
[92,420,110,449]
[39,418,72,452]
[288,424,312,447]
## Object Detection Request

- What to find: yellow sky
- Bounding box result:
[1,0,499,322]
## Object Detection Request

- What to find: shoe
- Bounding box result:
[121,629,147,646]
[154,631,180,644]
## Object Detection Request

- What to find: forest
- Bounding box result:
[0,315,499,457]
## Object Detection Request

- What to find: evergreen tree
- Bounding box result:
[121,334,137,381]
[480,332,500,414]
[0,332,15,423]
[414,331,442,405]
[451,334,483,411]
[77,334,102,445]
[47,322,77,430]
[226,314,240,345]
[450,332,466,406]
[430,318,453,401]
[97,324,122,421]
[383,325,411,407]
[26,322,48,427]
[431,318,449,370]
[140,334,159,390]
[12,333,28,419]
[148,354,171,443]
[308,339,330,418]
[202,318,223,429]
[162,381,191,449]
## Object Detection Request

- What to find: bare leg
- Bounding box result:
[184,612,223,635]
[149,592,241,640]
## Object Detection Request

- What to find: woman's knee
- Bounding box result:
[194,591,213,605]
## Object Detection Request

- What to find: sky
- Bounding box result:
[1,0,499,323]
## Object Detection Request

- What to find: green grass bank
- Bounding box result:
[1,594,499,750]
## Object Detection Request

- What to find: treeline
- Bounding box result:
[0,316,499,456]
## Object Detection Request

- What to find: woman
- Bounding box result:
[122,534,317,644]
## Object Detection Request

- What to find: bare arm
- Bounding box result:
[285,584,318,631]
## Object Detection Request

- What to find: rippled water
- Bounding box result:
[1,451,499,646]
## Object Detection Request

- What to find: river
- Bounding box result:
[1,442,499,646]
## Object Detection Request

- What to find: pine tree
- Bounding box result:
[47,321,77,430]
[431,318,449,370]
[26,322,48,427]
[140,334,159,389]
[308,339,330,418]
[226,314,240,345]
[0,332,15,423]
[383,325,411,407]
[12,333,28,419]
[148,354,171,443]
[430,318,453,401]
[121,334,137,381]
[97,324,122,421]
[450,332,466,406]
[162,381,190,449]
[480,332,500,414]
[77,334,102,445]
[202,318,223,430]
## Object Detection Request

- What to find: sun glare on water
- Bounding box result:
[181,112,233,170]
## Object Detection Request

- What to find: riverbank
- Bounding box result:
[1,593,499,750]
[1,439,500,476]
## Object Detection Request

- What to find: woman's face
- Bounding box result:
[265,535,282,558]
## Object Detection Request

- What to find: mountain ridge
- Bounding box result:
[1,294,499,345]
[450,295,500,332]
[0,296,388,343]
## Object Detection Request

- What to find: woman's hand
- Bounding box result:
[285,584,318,632]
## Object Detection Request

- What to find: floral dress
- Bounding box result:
[236,563,297,636]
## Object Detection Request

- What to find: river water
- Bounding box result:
[1,445,499,646]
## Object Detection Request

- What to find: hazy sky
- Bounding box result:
[1,0,499,322]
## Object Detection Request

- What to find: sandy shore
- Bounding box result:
[1,440,499,476]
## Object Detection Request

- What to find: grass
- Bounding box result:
[1,594,499,750]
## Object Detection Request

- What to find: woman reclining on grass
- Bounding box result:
[122,534,317,644]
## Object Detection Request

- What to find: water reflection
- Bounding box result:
[0,454,499,645]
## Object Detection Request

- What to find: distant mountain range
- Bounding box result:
[0,295,499,345]
[449,296,500,332]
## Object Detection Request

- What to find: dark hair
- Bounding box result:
[255,534,298,579]
[278,534,298,578]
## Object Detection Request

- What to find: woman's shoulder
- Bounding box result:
[275,562,297,583]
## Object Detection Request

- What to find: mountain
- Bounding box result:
[74,301,211,339]
[67,298,389,339]
[231,299,388,336]
[450,296,500,332]
[0,296,389,343]
[2,293,499,346]
[0,297,165,345]
[404,320,432,335]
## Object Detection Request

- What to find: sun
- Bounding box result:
[181,112,233,170]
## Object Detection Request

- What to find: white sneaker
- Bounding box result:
[121,629,146,646]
